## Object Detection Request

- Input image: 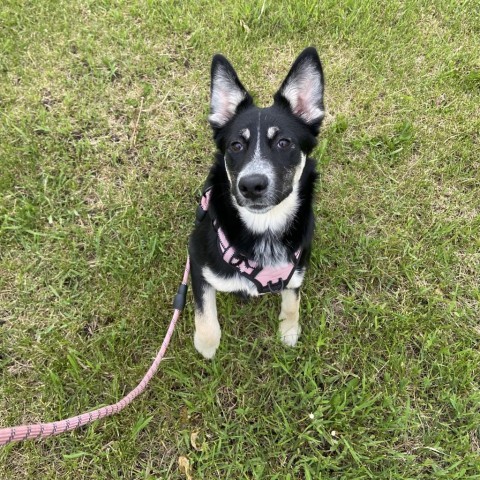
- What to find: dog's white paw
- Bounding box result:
[194,326,221,359]
[279,319,301,347]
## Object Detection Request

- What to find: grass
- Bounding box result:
[1,0,479,478]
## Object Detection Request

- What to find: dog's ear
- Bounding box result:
[209,54,253,129]
[274,47,325,134]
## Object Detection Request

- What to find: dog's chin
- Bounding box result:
[232,189,293,215]
[243,204,274,214]
[232,195,276,214]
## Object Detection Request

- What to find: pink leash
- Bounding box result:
[0,257,191,447]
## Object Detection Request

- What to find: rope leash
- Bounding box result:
[0,257,191,447]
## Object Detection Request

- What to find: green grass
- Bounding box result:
[1,0,480,478]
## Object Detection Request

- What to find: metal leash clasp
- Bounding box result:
[267,279,284,293]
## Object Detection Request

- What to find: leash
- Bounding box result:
[0,257,190,447]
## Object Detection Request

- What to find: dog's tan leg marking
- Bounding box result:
[279,289,301,346]
[194,284,221,359]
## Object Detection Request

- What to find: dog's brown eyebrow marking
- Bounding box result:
[267,126,279,139]
[240,128,250,141]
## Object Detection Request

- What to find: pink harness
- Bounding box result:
[198,188,302,294]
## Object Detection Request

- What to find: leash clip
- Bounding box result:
[267,279,284,293]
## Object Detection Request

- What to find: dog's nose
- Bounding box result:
[238,174,269,200]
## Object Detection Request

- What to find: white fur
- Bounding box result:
[224,154,233,185]
[281,60,324,124]
[267,126,279,139]
[295,153,307,182]
[209,68,246,127]
[240,128,250,140]
[194,285,221,359]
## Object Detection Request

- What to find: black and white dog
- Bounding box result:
[189,47,324,358]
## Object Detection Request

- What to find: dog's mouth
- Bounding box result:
[243,204,273,214]
[232,185,295,215]
[231,193,276,214]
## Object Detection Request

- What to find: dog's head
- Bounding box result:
[208,47,324,214]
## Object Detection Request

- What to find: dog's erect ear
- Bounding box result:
[209,54,253,128]
[274,47,325,133]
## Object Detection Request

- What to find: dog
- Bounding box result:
[188,47,325,359]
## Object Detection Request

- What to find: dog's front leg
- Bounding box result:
[279,288,301,346]
[191,267,220,359]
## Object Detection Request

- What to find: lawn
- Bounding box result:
[1,0,479,478]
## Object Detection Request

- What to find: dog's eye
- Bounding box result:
[277,138,291,149]
[230,141,243,153]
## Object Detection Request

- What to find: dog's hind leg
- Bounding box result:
[191,264,221,359]
[279,288,301,346]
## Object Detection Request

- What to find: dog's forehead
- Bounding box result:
[231,107,298,139]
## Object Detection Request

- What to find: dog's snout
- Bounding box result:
[238,174,269,200]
